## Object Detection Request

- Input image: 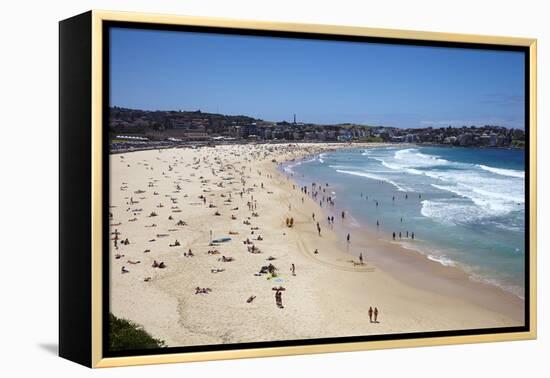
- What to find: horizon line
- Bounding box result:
[110,105,523,130]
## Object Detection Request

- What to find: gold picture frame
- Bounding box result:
[59,10,537,368]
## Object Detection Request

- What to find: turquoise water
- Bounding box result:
[282,146,525,298]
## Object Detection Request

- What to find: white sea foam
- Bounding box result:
[282,165,293,174]
[340,147,526,299]
[365,148,524,220]
[394,148,450,167]
[293,147,525,299]
[426,254,457,267]
[478,164,525,178]
[335,169,409,192]
[431,180,523,216]
[420,199,488,225]
[468,274,525,299]
[282,156,316,173]
[366,148,452,182]
[494,222,524,233]
[399,239,524,298]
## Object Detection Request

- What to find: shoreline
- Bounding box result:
[277,147,525,311]
[108,142,524,349]
[109,139,524,156]
[278,146,525,302]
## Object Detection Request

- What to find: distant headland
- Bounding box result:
[109,106,525,152]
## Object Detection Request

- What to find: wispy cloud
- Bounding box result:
[480,93,525,107]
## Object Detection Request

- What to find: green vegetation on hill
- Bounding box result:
[359,136,384,143]
[511,139,525,148]
[109,313,166,351]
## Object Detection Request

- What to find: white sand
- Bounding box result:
[109,143,523,347]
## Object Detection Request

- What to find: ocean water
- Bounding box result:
[282,146,526,298]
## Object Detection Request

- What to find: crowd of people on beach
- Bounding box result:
[293,172,420,256]
[111,144,393,345]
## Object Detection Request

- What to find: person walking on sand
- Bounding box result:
[275,290,284,308]
[368,306,373,323]
[359,253,363,265]
[374,307,379,322]
[342,210,345,219]
[290,263,296,276]
[347,233,350,243]
[317,222,321,236]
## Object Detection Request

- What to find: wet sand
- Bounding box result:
[109,143,524,348]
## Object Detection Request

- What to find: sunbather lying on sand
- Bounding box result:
[194,287,212,294]
[152,260,166,268]
[248,245,261,254]
[219,256,234,262]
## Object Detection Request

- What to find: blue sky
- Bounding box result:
[110,27,525,129]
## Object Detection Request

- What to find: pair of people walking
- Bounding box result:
[368,306,379,323]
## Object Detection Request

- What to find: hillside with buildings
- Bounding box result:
[109,107,525,151]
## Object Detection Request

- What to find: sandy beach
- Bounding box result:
[108,143,524,348]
